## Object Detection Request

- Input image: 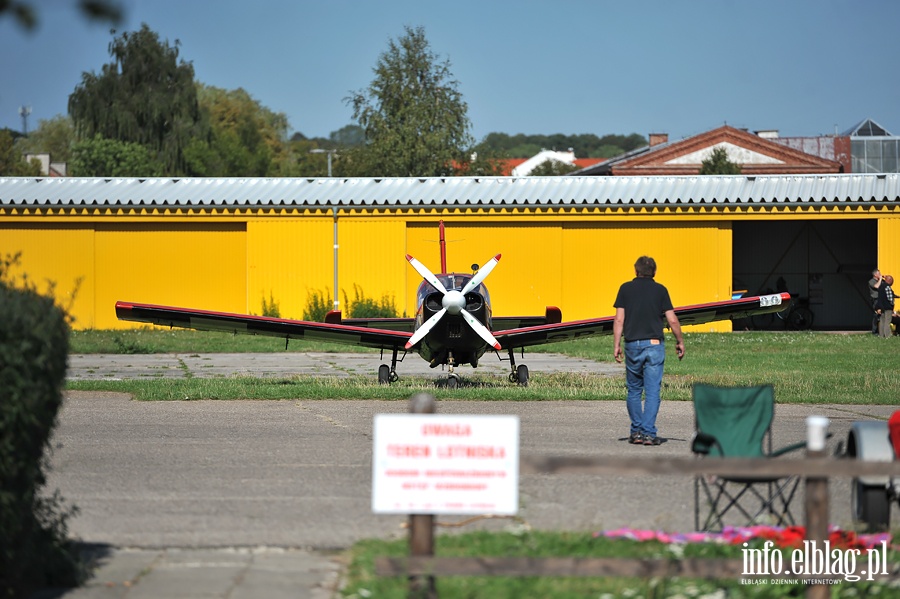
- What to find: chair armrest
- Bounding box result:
[692,432,719,455]
[770,432,834,457]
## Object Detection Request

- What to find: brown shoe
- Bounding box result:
[643,435,662,446]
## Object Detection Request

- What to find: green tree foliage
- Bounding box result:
[183,85,291,176]
[70,134,163,176]
[0,129,42,176]
[699,147,742,175]
[481,132,646,159]
[528,159,579,176]
[15,116,76,163]
[329,124,365,147]
[68,24,204,174]
[346,26,474,177]
[0,0,122,31]
[0,255,80,596]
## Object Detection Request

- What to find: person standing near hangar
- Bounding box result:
[613,256,685,446]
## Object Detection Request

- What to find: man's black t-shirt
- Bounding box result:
[613,277,674,341]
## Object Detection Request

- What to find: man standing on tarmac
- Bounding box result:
[613,256,685,446]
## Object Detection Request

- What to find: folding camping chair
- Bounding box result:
[691,383,807,532]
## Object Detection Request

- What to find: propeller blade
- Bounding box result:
[406,254,447,294]
[460,309,502,350]
[405,308,447,349]
[461,254,501,295]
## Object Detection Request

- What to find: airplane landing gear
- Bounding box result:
[446,351,459,389]
[378,348,401,384]
[516,364,529,387]
[507,348,528,387]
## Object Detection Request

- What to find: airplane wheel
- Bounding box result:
[447,374,459,389]
[378,364,391,385]
[788,306,814,330]
[516,365,529,387]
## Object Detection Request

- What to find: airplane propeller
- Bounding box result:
[405,254,502,351]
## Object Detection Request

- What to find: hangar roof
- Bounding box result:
[0,174,898,209]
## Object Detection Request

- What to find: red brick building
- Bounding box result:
[575,125,844,176]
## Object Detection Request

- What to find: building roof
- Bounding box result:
[573,126,843,176]
[1,173,898,210]
[842,118,893,137]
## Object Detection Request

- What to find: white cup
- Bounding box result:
[806,416,830,451]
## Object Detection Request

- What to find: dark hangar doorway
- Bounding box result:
[732,220,877,331]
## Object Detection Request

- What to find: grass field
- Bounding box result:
[68,328,900,403]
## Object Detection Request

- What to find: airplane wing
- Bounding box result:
[115,301,412,350]
[493,293,791,349]
[492,306,563,331]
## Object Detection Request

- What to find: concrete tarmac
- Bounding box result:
[34,352,897,598]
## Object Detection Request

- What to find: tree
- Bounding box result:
[68,24,204,174]
[346,26,474,177]
[528,159,579,176]
[480,132,646,159]
[699,147,742,175]
[69,134,163,176]
[183,84,291,177]
[0,129,42,175]
[329,124,365,147]
[15,116,75,163]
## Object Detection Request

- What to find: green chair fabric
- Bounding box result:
[692,383,805,531]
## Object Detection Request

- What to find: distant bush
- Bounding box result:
[0,255,81,597]
[303,288,333,322]
[303,285,398,321]
[344,284,398,318]
[261,291,280,318]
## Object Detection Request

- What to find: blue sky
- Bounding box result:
[1,0,898,146]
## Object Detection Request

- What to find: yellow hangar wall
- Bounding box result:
[404,218,731,325]
[1,211,734,330]
[18,207,900,332]
[1,221,248,329]
[878,218,900,280]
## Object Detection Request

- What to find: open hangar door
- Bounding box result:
[732,220,876,331]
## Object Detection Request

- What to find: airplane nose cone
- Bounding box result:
[442,290,466,315]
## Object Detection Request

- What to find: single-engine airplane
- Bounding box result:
[116,222,790,388]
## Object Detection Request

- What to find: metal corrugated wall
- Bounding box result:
[878,218,900,280]
[247,218,333,320]
[95,224,247,328]
[0,225,96,328]
[402,219,733,330]
[338,217,408,316]
[405,220,565,320]
[559,222,731,326]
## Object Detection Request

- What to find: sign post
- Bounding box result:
[373,392,520,598]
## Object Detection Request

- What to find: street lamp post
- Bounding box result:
[309,148,336,177]
[309,148,340,311]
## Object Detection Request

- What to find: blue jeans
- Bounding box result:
[624,339,666,437]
